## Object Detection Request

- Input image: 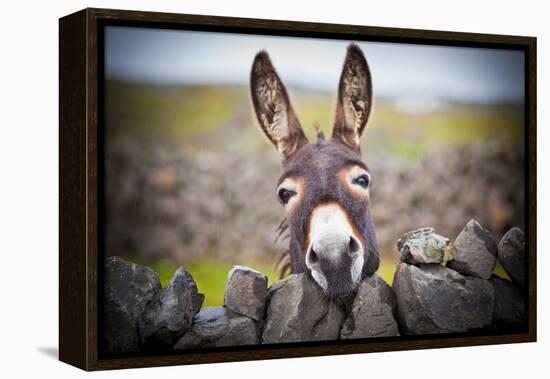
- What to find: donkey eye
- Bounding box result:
[278,188,296,204]
[353,174,370,189]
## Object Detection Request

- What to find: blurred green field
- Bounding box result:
[106,81,523,161]
[125,255,397,306]
[126,257,279,306]
[121,255,510,307]
[106,82,246,136]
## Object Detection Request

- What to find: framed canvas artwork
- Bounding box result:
[59,8,536,371]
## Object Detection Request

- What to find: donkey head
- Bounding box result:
[250,44,379,298]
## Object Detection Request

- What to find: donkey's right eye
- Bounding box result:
[353,174,370,188]
[278,188,297,204]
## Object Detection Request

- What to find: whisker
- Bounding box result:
[273,223,288,244]
[274,249,290,270]
[276,217,287,230]
[278,260,291,279]
[272,217,289,244]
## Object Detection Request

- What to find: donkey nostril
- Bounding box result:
[349,236,360,254]
[308,248,319,265]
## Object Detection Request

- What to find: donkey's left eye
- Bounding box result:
[278,188,297,204]
[353,174,370,189]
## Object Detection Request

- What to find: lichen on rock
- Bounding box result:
[397,227,453,266]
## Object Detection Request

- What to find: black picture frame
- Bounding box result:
[59,7,537,371]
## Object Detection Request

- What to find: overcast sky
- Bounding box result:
[105,26,525,105]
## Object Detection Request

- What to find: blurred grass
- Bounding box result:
[123,253,394,306]
[106,81,523,162]
[364,102,523,161]
[106,81,245,135]
[125,257,279,306]
[117,255,510,306]
[493,260,511,281]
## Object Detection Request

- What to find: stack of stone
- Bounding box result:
[104,259,399,353]
[174,265,398,348]
[493,227,527,332]
[104,259,267,352]
[104,257,204,353]
[392,220,526,335]
[174,265,266,349]
[103,221,526,353]
[261,271,398,343]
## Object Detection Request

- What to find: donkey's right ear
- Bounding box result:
[332,44,373,151]
[250,51,308,158]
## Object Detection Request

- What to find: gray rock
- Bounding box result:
[489,275,526,331]
[103,256,162,353]
[139,268,204,350]
[392,262,494,335]
[224,265,267,321]
[216,312,261,347]
[397,228,453,266]
[498,227,526,288]
[174,307,260,349]
[262,273,345,344]
[340,275,398,339]
[174,307,228,349]
[448,219,497,279]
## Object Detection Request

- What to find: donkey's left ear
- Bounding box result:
[332,44,373,151]
[250,51,308,158]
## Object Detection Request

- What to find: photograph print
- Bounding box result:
[101,23,528,356]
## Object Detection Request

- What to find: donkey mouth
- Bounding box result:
[310,269,359,298]
[326,278,359,298]
[309,253,363,298]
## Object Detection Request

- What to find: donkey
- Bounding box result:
[250,44,380,299]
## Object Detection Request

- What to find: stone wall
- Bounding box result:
[105,136,525,264]
[103,220,526,353]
